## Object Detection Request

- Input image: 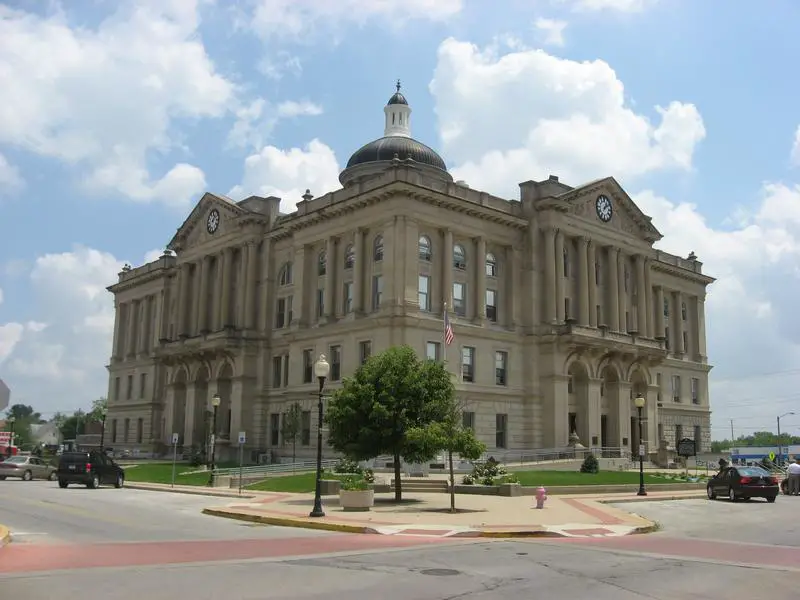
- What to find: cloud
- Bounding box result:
[228,99,324,150]
[0,153,24,193]
[430,38,705,197]
[791,125,800,166]
[534,18,568,47]
[229,139,341,213]
[566,0,659,12]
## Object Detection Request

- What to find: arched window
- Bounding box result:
[279,262,293,286]
[344,244,354,269]
[418,235,432,261]
[485,252,497,277]
[373,235,384,262]
[453,244,466,270]
[562,247,569,278]
[318,251,327,276]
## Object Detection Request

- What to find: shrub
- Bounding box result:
[362,468,375,483]
[580,453,599,474]
[469,457,509,486]
[462,473,475,485]
[333,458,363,475]
[340,475,370,491]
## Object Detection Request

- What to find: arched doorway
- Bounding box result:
[172,368,188,445]
[567,361,589,445]
[216,362,234,440]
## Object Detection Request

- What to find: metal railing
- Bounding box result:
[211,459,339,478]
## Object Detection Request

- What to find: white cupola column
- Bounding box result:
[383,81,412,138]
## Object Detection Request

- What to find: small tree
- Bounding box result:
[326,345,455,501]
[281,402,303,468]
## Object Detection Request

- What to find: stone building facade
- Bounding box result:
[105,85,714,462]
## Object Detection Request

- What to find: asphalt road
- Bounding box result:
[1,480,799,600]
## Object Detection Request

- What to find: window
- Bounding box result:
[664,328,670,351]
[461,346,475,382]
[569,412,577,435]
[486,252,497,277]
[339,282,353,314]
[656,373,662,403]
[564,297,571,321]
[373,235,384,261]
[495,351,508,386]
[486,289,497,322]
[302,350,313,383]
[691,377,699,404]
[359,341,372,364]
[270,413,280,446]
[426,341,440,362]
[318,251,327,276]
[139,373,147,398]
[419,235,432,261]
[681,301,687,321]
[568,376,574,394]
[418,275,431,311]
[301,411,311,446]
[126,375,133,399]
[495,413,508,449]
[462,411,475,431]
[682,332,688,352]
[671,374,681,402]
[330,345,341,381]
[279,263,292,286]
[563,247,569,278]
[372,275,383,310]
[275,296,292,328]
[453,244,466,270]
[136,418,143,444]
[283,356,289,388]
[453,282,466,316]
[272,356,282,388]
[317,288,324,318]
[344,244,355,269]
[624,266,629,292]
[663,298,670,317]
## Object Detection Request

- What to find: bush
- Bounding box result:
[340,475,370,491]
[333,458,363,475]
[580,453,599,474]
[466,457,513,486]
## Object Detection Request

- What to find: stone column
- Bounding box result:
[608,247,620,332]
[577,236,590,325]
[220,248,233,328]
[635,255,647,334]
[324,236,336,321]
[196,257,209,334]
[696,294,707,359]
[505,246,517,328]
[111,300,122,359]
[617,382,632,449]
[228,377,244,442]
[442,229,454,313]
[555,230,565,323]
[258,241,272,331]
[164,384,175,442]
[237,244,249,327]
[644,260,654,337]
[544,228,557,323]
[588,241,597,327]
[291,245,306,326]
[177,264,189,337]
[655,286,665,339]
[183,384,197,447]
[674,291,685,354]
[190,262,202,336]
[586,378,603,448]
[353,229,365,314]
[475,236,487,322]
[617,251,627,332]
[244,242,258,329]
[159,287,170,341]
[126,300,137,356]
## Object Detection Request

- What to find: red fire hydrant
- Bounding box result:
[535,486,547,509]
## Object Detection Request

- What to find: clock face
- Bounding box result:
[595,195,613,223]
[206,209,220,234]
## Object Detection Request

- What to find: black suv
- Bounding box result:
[57,451,125,489]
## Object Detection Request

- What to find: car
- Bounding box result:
[0,456,57,481]
[707,466,779,502]
[56,450,125,489]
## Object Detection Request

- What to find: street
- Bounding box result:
[0,481,798,599]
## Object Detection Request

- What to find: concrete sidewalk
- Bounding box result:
[202,489,705,539]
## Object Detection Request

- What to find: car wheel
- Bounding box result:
[58,479,68,489]
[728,487,737,502]
[707,485,716,500]
[0,476,6,481]
[22,470,33,481]
[767,495,777,503]
[114,474,124,489]
[48,472,57,481]
[88,475,100,489]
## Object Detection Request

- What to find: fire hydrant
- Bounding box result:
[535,486,547,509]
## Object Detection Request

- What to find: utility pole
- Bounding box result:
[730,419,735,444]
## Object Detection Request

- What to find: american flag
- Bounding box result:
[443,304,455,346]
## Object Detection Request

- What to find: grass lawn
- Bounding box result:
[512,470,690,486]
[121,463,212,486]
[246,472,346,493]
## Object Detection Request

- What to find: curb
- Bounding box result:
[629,521,661,535]
[126,483,256,499]
[201,508,377,534]
[0,524,10,548]
[598,494,705,505]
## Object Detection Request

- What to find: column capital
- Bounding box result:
[577,235,589,247]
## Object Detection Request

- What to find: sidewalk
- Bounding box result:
[202,489,706,539]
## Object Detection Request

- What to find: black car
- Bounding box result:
[707,466,779,502]
[56,451,125,489]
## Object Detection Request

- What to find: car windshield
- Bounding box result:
[738,467,769,476]
[2,457,26,464]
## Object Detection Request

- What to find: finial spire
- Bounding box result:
[396,79,401,92]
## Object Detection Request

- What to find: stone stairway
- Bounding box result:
[390,478,449,493]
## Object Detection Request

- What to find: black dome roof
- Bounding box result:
[387,91,408,105]
[345,136,447,171]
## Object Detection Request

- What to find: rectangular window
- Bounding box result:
[486,289,497,322]
[303,349,313,383]
[276,297,287,328]
[672,374,681,402]
[681,302,687,321]
[272,356,282,388]
[317,288,325,318]
[453,282,466,316]
[495,413,508,449]
[330,345,342,381]
[461,346,475,383]
[372,275,383,310]
[139,373,147,398]
[426,341,440,362]
[359,340,372,365]
[286,296,293,325]
[282,355,289,388]
[462,411,475,431]
[495,351,508,386]
[136,418,143,444]
[343,282,353,314]
[418,275,431,311]
[691,377,699,404]
[270,413,280,446]
[682,331,688,353]
[656,372,662,403]
[126,375,133,400]
[301,411,311,446]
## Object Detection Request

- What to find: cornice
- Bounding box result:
[650,260,715,286]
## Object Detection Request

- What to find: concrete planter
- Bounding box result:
[340,489,374,512]
[320,479,341,495]
[498,482,522,497]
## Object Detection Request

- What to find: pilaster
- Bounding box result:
[608,246,620,331]
[353,229,365,315]
[617,251,627,332]
[587,241,598,327]
[220,247,233,328]
[544,228,556,323]
[674,290,685,355]
[644,259,654,337]
[291,244,307,326]
[324,236,337,321]
[475,236,487,323]
[555,230,565,323]
[655,286,665,339]
[442,228,454,314]
[635,255,647,334]
[244,242,258,329]
[197,257,209,334]
[577,236,589,325]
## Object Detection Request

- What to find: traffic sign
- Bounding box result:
[638,444,645,458]
[238,431,246,445]
[171,433,179,445]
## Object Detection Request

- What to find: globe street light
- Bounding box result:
[310,354,330,518]
[634,394,647,496]
[208,393,221,487]
[99,408,108,453]
[777,412,795,467]
[6,416,15,458]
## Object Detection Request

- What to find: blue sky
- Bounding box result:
[1,0,799,439]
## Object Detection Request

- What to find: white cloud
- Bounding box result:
[790,125,800,166]
[534,18,567,47]
[277,101,324,118]
[566,0,658,12]
[229,139,341,213]
[0,153,24,193]
[0,323,23,365]
[228,99,324,150]
[430,38,705,197]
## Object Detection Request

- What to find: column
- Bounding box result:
[617,382,632,449]
[158,288,170,341]
[257,240,272,330]
[353,229,365,314]
[577,237,590,325]
[586,379,603,448]
[324,236,336,320]
[196,257,209,333]
[505,246,517,328]
[587,241,597,327]
[635,255,647,334]
[617,251,627,332]
[111,301,122,359]
[291,245,306,326]
[164,384,175,441]
[644,260,654,337]
[177,264,188,337]
[475,237,487,322]
[220,248,233,328]
[655,286,665,339]
[126,300,137,356]
[245,242,258,329]
[544,228,557,323]
[696,294,707,359]
[442,229,454,313]
[673,291,685,354]
[228,378,244,441]
[238,244,249,326]
[183,384,197,447]
[608,247,620,331]
[555,230,565,323]
[190,262,202,336]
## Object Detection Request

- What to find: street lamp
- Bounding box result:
[310,354,330,518]
[634,394,647,496]
[6,416,15,458]
[99,408,108,453]
[777,412,795,467]
[208,393,221,487]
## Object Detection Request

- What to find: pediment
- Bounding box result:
[167,193,249,253]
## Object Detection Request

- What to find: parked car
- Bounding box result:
[0,456,57,481]
[707,466,779,502]
[56,450,125,489]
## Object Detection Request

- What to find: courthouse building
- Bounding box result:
[105,84,714,462]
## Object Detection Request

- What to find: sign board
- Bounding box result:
[238,431,246,445]
[171,433,179,445]
[0,432,14,446]
[638,444,645,458]
[676,437,697,458]
[0,378,9,411]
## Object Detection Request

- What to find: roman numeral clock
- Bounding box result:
[595,194,613,223]
[206,208,220,234]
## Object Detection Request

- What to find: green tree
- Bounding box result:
[325,345,456,501]
[58,410,87,441]
[281,402,303,469]
[88,397,108,423]
[4,404,42,450]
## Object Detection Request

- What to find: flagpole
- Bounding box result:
[442,301,448,370]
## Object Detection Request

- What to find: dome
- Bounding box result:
[345,136,447,171]
[387,91,408,105]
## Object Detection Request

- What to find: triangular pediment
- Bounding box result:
[167,193,250,253]
[557,177,662,244]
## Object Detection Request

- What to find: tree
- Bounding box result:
[57,410,87,441]
[281,402,303,469]
[88,397,108,423]
[4,404,42,450]
[326,345,456,501]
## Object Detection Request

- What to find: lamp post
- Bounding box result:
[99,408,108,453]
[208,393,221,487]
[776,412,795,467]
[634,394,647,496]
[310,354,330,518]
[6,416,15,458]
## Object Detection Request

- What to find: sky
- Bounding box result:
[1,0,799,439]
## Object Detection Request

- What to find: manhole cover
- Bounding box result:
[421,569,461,577]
